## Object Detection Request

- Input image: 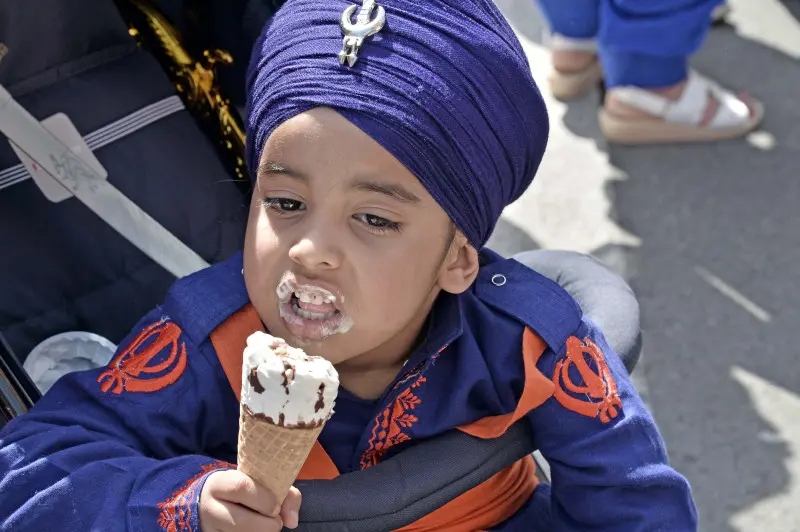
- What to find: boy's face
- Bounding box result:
[244,107,474,368]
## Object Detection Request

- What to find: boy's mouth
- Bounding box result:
[290,291,338,319]
[276,276,354,342]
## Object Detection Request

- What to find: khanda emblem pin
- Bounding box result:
[339,0,386,67]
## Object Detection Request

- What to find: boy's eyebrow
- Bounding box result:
[351,179,421,204]
[258,160,307,181]
[258,161,420,203]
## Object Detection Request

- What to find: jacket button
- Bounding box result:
[491,274,507,287]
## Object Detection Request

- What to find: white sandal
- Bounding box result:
[547,33,603,101]
[599,71,764,145]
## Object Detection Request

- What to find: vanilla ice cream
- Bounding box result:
[241,331,339,427]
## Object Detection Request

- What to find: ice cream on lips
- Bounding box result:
[276,272,354,342]
[241,331,339,428]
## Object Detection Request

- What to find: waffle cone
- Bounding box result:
[237,405,324,503]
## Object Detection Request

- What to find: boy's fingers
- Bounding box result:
[204,498,284,532]
[280,487,303,529]
[206,470,280,517]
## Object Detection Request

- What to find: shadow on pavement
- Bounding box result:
[594,22,800,532]
[489,2,799,529]
[780,0,800,20]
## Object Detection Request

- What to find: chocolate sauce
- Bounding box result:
[248,368,265,394]
[243,405,324,429]
[314,383,326,413]
[281,361,296,395]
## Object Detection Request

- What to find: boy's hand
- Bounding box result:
[199,470,302,531]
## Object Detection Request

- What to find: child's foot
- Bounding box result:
[548,35,603,101]
[552,49,596,74]
[599,72,764,144]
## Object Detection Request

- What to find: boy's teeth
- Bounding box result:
[293,303,336,320]
[294,291,335,305]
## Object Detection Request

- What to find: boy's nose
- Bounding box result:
[287,230,342,271]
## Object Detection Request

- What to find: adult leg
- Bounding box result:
[599,0,722,89]
[536,0,599,39]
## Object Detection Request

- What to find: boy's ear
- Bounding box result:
[438,232,480,294]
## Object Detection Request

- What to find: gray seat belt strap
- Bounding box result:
[0,84,208,278]
[0,95,185,190]
[294,421,535,532]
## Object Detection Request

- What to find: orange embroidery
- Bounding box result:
[98,320,188,394]
[360,374,429,469]
[157,461,234,532]
[391,347,446,392]
[359,351,444,469]
[553,336,622,423]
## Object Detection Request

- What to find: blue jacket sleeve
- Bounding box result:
[522,318,698,531]
[0,309,237,532]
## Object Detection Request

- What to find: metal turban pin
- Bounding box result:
[338,0,386,66]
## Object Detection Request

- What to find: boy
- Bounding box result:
[0,0,697,530]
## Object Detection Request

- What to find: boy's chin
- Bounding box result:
[279,332,352,365]
[263,314,350,361]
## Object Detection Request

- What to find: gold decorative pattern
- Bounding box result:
[122,0,248,181]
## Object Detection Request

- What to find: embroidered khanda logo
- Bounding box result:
[339,0,386,67]
[553,336,623,423]
[97,320,188,394]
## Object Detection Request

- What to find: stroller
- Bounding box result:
[0,1,642,529]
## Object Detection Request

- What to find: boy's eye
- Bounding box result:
[262,197,305,212]
[353,213,402,233]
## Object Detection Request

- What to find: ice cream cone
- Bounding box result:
[236,332,339,503]
[237,404,323,503]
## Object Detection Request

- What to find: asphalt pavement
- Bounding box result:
[487,1,800,530]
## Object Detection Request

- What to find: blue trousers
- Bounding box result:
[537,0,724,88]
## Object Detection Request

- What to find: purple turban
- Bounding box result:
[245,0,549,248]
